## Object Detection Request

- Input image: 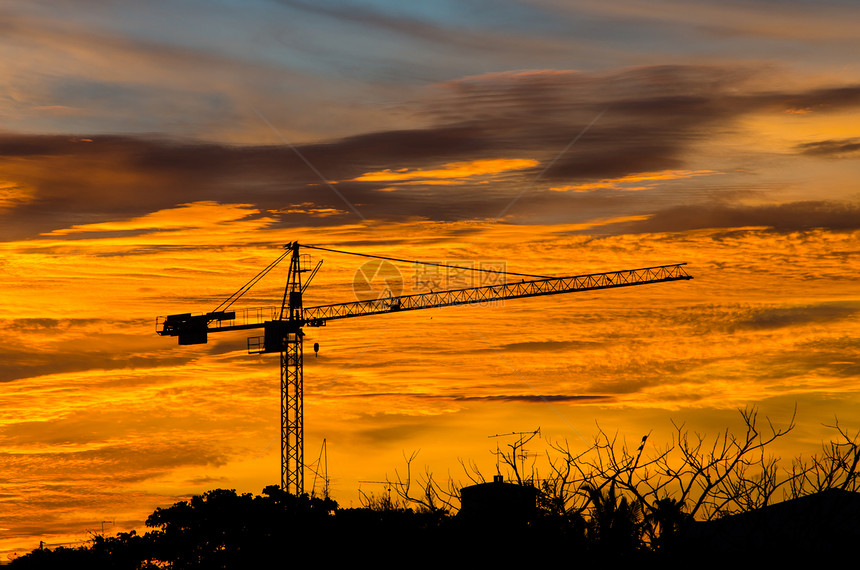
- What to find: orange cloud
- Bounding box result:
[280,203,346,217]
[0,181,33,210]
[352,158,539,184]
[551,169,718,192]
[41,202,262,236]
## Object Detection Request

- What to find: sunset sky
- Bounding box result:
[2,0,860,557]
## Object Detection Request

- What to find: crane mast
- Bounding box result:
[157,242,693,495]
[281,242,304,494]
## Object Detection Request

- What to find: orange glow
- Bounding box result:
[2,205,860,559]
[737,112,860,151]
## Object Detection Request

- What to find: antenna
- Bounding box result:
[358,480,396,509]
[309,438,330,499]
[488,428,541,485]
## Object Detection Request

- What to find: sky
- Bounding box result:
[2,0,860,557]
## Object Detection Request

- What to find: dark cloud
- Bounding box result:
[623,201,860,234]
[733,302,860,331]
[2,318,103,332]
[777,85,860,112]
[741,335,860,384]
[789,336,860,379]
[353,422,433,446]
[0,441,229,482]
[796,137,860,157]
[322,390,609,404]
[452,394,610,402]
[3,66,860,240]
[480,339,604,352]
[426,66,860,172]
[802,335,860,352]
[0,343,192,383]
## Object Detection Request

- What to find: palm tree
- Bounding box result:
[644,497,688,551]
[583,482,644,554]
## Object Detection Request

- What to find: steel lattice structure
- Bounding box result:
[157,242,693,495]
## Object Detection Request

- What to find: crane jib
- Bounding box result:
[303,263,692,324]
[156,263,692,344]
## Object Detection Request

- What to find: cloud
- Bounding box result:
[0,320,193,383]
[3,318,102,332]
[278,203,347,217]
[274,0,507,50]
[623,201,860,234]
[353,158,539,184]
[41,201,265,236]
[0,441,230,484]
[3,66,860,241]
[732,302,860,331]
[481,339,605,352]
[550,169,718,192]
[0,181,33,211]
[0,7,344,140]
[352,420,435,447]
[542,0,860,44]
[452,394,611,403]
[796,137,860,157]
[0,345,192,383]
[427,66,860,180]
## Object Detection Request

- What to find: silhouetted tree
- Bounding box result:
[10,532,159,570]
[643,497,688,551]
[788,419,860,496]
[143,487,338,569]
[582,483,644,554]
[371,451,457,516]
[10,408,860,566]
[481,406,860,552]
[542,407,797,524]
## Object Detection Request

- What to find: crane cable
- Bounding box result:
[213,249,291,313]
[302,243,552,280]
[213,242,551,314]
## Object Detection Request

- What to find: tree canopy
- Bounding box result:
[11,408,860,567]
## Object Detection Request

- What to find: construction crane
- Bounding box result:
[157,242,692,495]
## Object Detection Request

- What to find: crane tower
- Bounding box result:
[157,242,692,495]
